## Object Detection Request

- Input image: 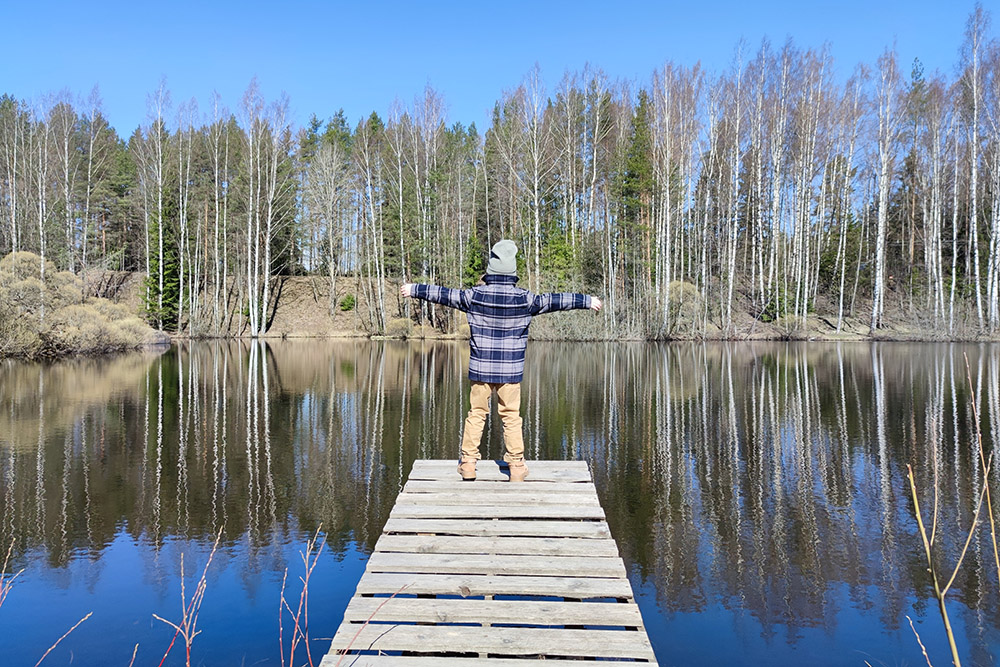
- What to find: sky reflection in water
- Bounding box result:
[0,341,998,665]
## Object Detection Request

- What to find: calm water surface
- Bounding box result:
[1,341,999,666]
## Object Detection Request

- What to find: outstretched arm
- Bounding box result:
[401,283,473,312]
[528,292,602,315]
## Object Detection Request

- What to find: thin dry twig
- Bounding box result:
[280,527,327,667]
[334,584,410,667]
[941,456,992,596]
[33,611,92,667]
[904,355,1000,667]
[154,528,223,667]
[964,354,1000,592]
[0,539,24,610]
[127,643,139,667]
[908,464,963,667]
[279,569,288,667]
[907,615,934,667]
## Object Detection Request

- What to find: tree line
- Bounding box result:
[1,5,999,339]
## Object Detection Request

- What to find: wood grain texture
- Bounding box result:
[329,624,656,660]
[324,460,658,666]
[373,534,620,557]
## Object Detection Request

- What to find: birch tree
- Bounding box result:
[960,4,990,326]
[305,123,350,315]
[870,49,902,332]
[0,96,29,255]
[49,97,79,273]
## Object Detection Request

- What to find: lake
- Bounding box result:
[1,340,998,665]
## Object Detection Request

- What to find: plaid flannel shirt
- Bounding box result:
[412,275,591,383]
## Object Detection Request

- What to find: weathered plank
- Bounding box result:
[395,490,602,506]
[341,596,645,627]
[382,517,612,539]
[324,460,657,665]
[320,657,651,666]
[410,460,590,472]
[354,572,633,599]
[329,625,656,660]
[373,534,620,557]
[366,552,627,578]
[403,479,594,494]
[389,504,605,520]
[408,461,592,483]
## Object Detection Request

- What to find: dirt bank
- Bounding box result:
[94,271,996,343]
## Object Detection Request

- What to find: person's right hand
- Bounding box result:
[590,296,603,312]
[400,283,414,298]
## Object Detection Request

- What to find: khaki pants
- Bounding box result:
[460,382,524,462]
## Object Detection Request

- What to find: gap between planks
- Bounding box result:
[326,460,658,666]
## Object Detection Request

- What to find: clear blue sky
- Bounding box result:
[0,0,986,136]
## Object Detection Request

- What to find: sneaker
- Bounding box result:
[508,460,529,483]
[457,457,477,480]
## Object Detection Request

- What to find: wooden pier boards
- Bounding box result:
[322,459,658,666]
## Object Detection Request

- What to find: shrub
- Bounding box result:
[667,281,702,314]
[1,277,44,313]
[0,251,157,359]
[0,301,38,358]
[90,298,132,321]
[385,317,412,338]
[0,251,48,280]
[339,293,356,311]
[413,324,436,339]
[50,271,82,309]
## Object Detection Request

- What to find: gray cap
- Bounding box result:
[486,240,518,276]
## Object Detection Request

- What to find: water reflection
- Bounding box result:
[0,341,999,665]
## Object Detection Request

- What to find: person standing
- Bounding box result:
[400,239,602,482]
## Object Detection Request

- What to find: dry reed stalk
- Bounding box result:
[334,584,410,667]
[905,354,1000,667]
[0,539,24,610]
[33,611,92,666]
[907,615,934,667]
[279,527,326,667]
[963,354,1000,591]
[279,569,289,667]
[908,453,992,667]
[154,529,223,667]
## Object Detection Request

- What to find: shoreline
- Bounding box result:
[168,330,1000,344]
[6,329,998,364]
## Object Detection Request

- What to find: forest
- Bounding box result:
[1,6,1000,340]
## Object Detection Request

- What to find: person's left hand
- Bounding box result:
[590,296,603,312]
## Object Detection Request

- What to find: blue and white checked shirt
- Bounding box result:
[412,275,592,383]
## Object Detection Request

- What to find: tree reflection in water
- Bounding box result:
[0,341,998,665]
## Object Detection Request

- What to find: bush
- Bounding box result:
[339,293,356,311]
[0,251,158,359]
[385,317,412,338]
[0,251,48,280]
[90,298,131,321]
[0,302,39,358]
[413,324,436,339]
[2,277,44,313]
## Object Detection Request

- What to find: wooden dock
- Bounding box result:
[321,459,658,666]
